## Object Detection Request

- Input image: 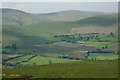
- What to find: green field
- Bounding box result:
[85,42,118,47]
[76,14,118,26]
[21,56,78,65]
[4,52,118,67]
[88,53,118,60]
[3,60,118,78]
[6,55,33,64]
[5,55,78,66]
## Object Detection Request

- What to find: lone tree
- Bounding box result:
[109,32,114,37]
[105,45,108,48]
[49,60,52,64]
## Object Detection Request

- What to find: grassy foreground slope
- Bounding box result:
[3,60,118,78]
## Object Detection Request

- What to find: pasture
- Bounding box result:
[6,55,33,64]
[21,56,78,65]
[3,60,118,78]
[85,41,118,47]
[88,53,118,60]
[5,55,79,66]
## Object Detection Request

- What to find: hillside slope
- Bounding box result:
[3,60,118,78]
[1,8,111,26]
[1,8,49,25]
[41,10,110,21]
[76,14,118,26]
[2,14,118,47]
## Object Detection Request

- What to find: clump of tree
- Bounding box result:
[108,32,115,37]
[54,32,116,43]
[101,45,108,49]
[87,49,115,54]
[49,60,52,64]
[4,43,17,50]
[11,44,17,50]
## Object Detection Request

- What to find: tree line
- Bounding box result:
[54,32,116,43]
[4,43,17,50]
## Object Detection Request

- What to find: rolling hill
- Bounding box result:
[40,10,111,21]
[2,8,118,58]
[2,12,118,47]
[2,8,119,78]
[76,14,118,26]
[1,8,49,25]
[1,8,112,26]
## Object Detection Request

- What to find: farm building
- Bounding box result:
[77,41,84,44]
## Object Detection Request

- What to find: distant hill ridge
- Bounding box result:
[1,8,112,26]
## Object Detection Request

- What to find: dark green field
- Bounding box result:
[3,60,118,78]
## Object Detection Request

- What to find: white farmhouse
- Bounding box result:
[77,41,84,44]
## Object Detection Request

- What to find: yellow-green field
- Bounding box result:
[21,56,78,65]
[5,55,78,66]
[6,55,33,64]
[88,53,118,60]
[85,42,118,47]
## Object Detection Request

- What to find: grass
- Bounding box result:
[51,42,83,48]
[21,56,78,65]
[77,14,118,26]
[3,35,20,45]
[4,55,78,66]
[2,9,119,78]
[85,41,118,47]
[88,53,118,60]
[3,22,78,47]
[3,60,118,78]
[46,53,65,57]
[6,55,33,64]
[3,17,118,47]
